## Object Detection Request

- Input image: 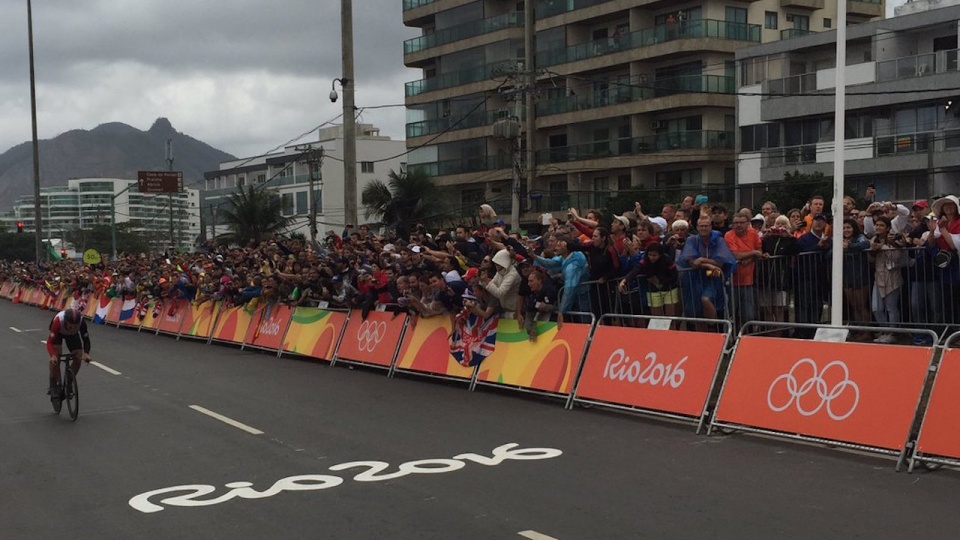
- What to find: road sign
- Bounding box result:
[137,171,183,193]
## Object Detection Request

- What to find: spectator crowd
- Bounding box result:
[3,188,960,345]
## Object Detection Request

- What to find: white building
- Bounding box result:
[201,124,407,241]
[1,177,201,251]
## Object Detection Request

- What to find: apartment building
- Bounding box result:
[737,4,960,208]
[402,0,884,222]
[202,124,407,240]
[0,178,201,251]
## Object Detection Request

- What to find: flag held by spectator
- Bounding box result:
[450,312,498,367]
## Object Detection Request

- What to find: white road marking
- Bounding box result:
[40,340,47,344]
[519,532,560,540]
[10,326,21,332]
[91,361,121,375]
[189,405,264,435]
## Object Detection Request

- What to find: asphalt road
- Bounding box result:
[1,299,959,540]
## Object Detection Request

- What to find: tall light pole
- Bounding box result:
[829,1,847,327]
[341,0,357,229]
[26,0,43,264]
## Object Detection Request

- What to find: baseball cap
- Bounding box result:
[411,245,422,253]
[813,213,828,221]
[613,215,630,228]
[913,200,930,210]
[694,194,709,205]
[649,216,668,232]
[751,213,764,222]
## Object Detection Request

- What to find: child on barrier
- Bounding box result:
[619,242,679,319]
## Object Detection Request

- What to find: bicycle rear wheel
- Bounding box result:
[65,369,79,421]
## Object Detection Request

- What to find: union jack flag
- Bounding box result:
[449,311,498,367]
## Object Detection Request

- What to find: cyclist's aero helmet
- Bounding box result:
[63,308,82,325]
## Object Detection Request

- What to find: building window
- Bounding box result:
[617,175,632,191]
[361,161,375,173]
[257,174,266,183]
[765,11,777,30]
[237,175,245,187]
[282,193,294,216]
[296,191,308,215]
[823,18,832,29]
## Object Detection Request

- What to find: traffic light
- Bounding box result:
[16,221,23,233]
[60,249,68,260]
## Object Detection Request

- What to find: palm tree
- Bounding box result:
[362,168,447,231]
[219,185,292,244]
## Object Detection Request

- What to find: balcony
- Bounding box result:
[408,154,512,177]
[764,72,817,97]
[536,75,734,117]
[405,110,503,138]
[876,48,960,83]
[535,0,610,20]
[403,0,436,10]
[848,0,882,18]
[536,19,761,68]
[535,130,733,165]
[780,28,815,40]
[780,0,824,9]
[876,131,937,157]
[404,12,524,55]
[406,59,518,97]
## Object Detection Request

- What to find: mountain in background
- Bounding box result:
[0,118,236,209]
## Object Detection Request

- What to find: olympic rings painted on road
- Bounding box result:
[356,320,388,353]
[766,358,860,421]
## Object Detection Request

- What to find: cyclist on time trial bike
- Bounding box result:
[46,308,91,398]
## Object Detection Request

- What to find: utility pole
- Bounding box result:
[524,0,536,222]
[495,61,540,232]
[297,145,324,242]
[341,0,358,229]
[211,205,218,241]
[166,139,175,253]
[26,0,43,264]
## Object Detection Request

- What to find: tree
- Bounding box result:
[361,169,448,235]
[218,186,292,244]
[759,170,854,214]
[63,223,151,257]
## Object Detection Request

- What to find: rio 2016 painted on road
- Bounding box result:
[128,443,562,513]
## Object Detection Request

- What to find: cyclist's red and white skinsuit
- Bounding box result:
[47,310,90,364]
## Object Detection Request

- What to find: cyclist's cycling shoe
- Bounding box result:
[47,385,61,401]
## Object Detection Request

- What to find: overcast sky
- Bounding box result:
[0,0,418,159]
[0,0,912,160]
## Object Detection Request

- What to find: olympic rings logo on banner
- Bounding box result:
[357,320,387,353]
[766,358,860,421]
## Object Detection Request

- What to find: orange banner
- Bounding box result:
[139,299,162,331]
[476,319,591,394]
[395,316,475,380]
[714,337,931,451]
[0,281,12,298]
[180,301,222,339]
[156,299,189,335]
[83,294,100,319]
[105,297,123,324]
[335,310,406,367]
[575,326,726,417]
[211,303,255,344]
[282,307,347,361]
[244,303,293,351]
[914,348,960,461]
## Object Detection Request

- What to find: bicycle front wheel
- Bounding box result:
[65,369,79,421]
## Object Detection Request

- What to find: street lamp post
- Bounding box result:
[333,0,357,229]
[26,0,43,264]
[111,182,137,261]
